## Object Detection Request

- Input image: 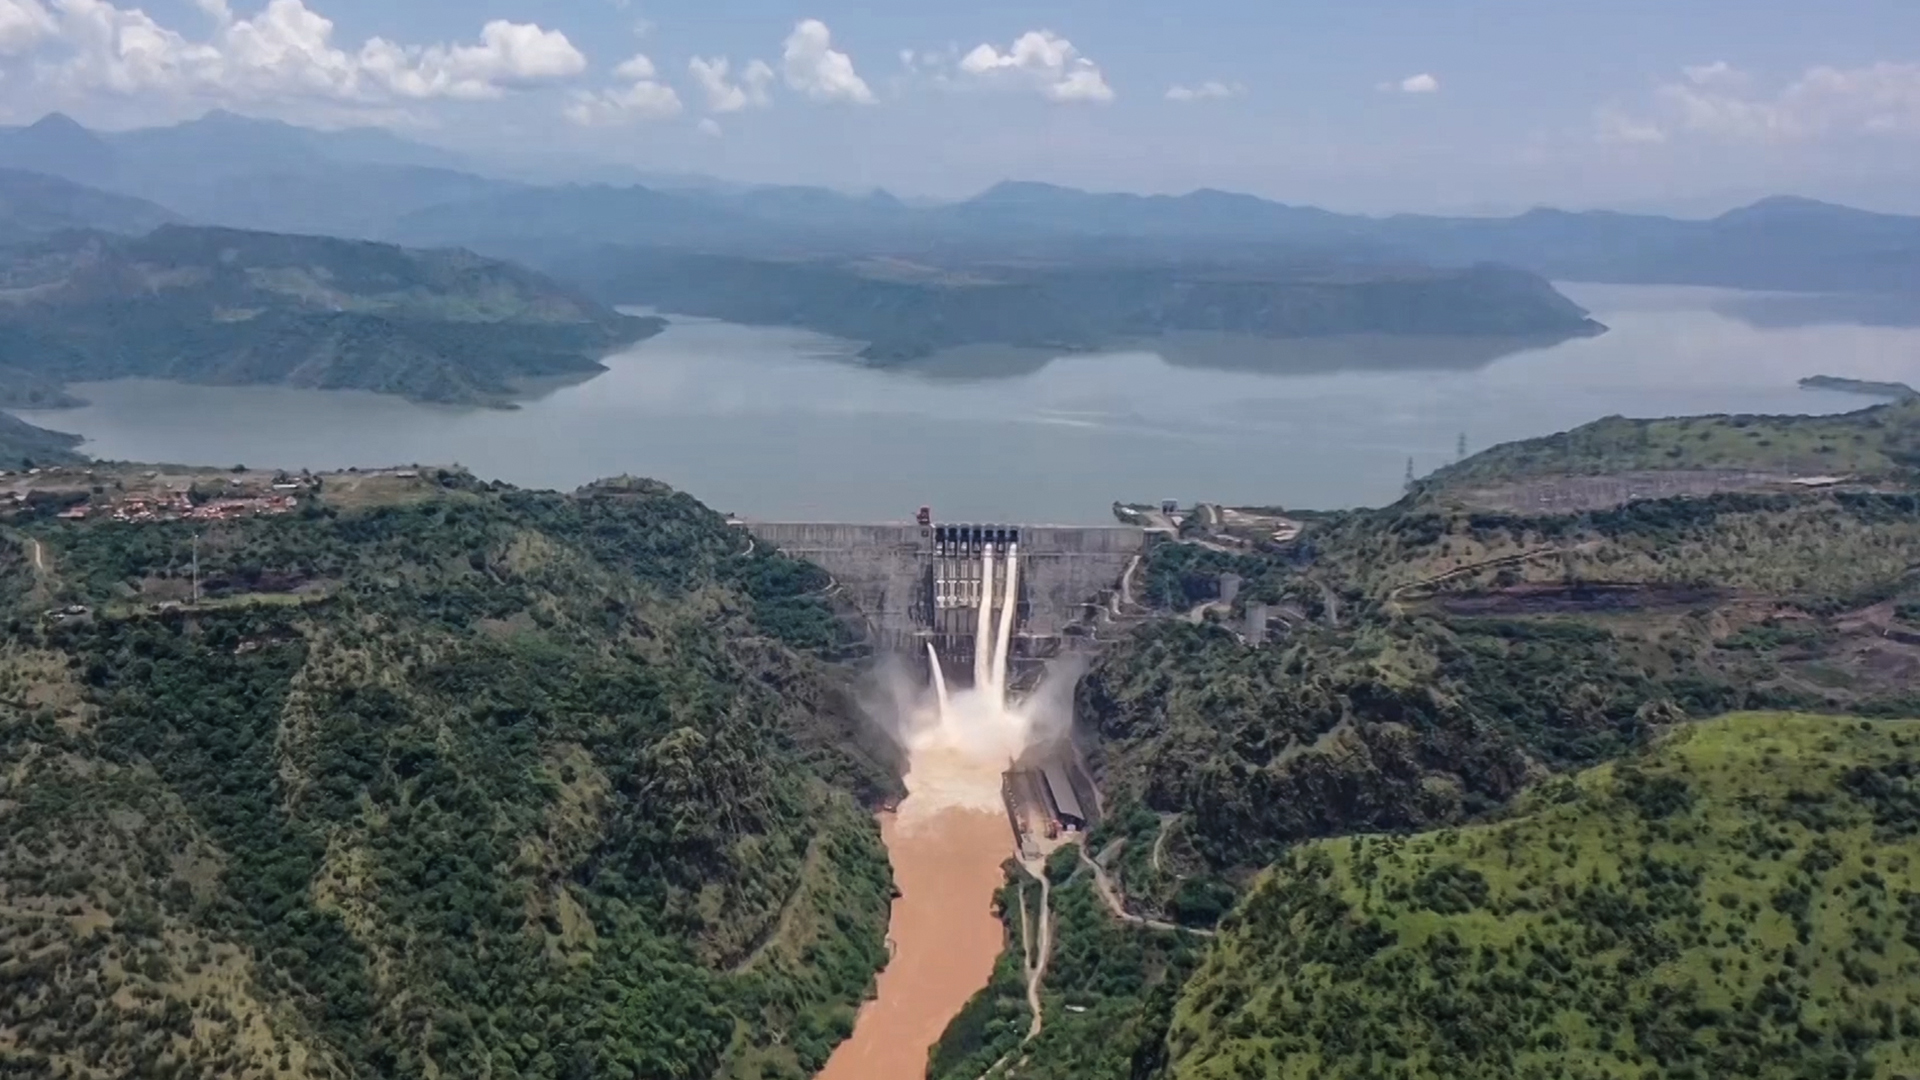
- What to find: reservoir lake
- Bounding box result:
[16,284,1920,523]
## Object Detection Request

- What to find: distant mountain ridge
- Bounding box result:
[0,111,521,240]
[398,175,1920,297]
[5,112,1917,297]
[0,168,177,243]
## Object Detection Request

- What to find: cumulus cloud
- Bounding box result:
[565,50,681,125]
[16,0,584,105]
[688,54,772,112]
[0,0,57,54]
[361,19,588,99]
[1166,79,1241,102]
[697,116,720,137]
[959,30,1112,102]
[1601,61,1920,144]
[781,18,872,104]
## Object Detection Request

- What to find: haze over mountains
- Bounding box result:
[1,108,1919,410]
[4,110,1919,297]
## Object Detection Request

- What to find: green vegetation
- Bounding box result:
[1419,398,1920,493]
[553,249,1604,362]
[0,469,892,1079]
[931,860,1207,1080]
[1085,486,1920,894]
[0,224,663,407]
[1164,713,1920,1080]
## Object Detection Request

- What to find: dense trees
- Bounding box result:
[1163,714,1920,1080]
[0,472,891,1078]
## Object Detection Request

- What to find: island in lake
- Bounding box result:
[1800,374,1919,400]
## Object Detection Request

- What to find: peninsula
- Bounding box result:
[1800,374,1919,400]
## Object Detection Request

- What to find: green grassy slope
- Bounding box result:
[1420,398,1920,492]
[0,470,890,1079]
[1165,712,1920,1080]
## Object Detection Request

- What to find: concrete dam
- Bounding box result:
[741,520,1147,685]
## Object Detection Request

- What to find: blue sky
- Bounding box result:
[3,0,1919,212]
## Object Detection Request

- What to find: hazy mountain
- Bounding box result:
[144,162,521,240]
[0,224,660,406]
[7,112,1917,296]
[0,114,121,189]
[395,170,1920,296]
[933,180,1360,242]
[0,409,84,466]
[0,168,177,242]
[387,182,781,254]
[0,111,513,239]
[551,247,1603,361]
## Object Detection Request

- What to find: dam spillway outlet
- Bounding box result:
[740,518,1146,686]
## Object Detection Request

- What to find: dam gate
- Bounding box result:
[740,520,1145,686]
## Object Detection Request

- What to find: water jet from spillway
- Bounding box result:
[822,545,1074,1080]
[892,545,1062,824]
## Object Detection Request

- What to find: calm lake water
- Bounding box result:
[16,285,1920,523]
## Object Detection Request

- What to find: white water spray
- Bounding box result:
[888,544,1070,827]
[988,545,1020,701]
[972,549,995,689]
[926,641,950,716]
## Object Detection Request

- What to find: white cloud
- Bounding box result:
[1602,61,1920,145]
[697,116,720,137]
[958,29,1112,103]
[612,52,656,81]
[361,19,588,99]
[1681,60,1742,88]
[688,54,772,113]
[0,0,56,54]
[565,49,680,125]
[1385,72,1440,94]
[1166,80,1241,102]
[1594,106,1667,145]
[19,0,584,105]
[781,18,872,104]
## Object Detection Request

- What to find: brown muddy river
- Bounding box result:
[816,807,1013,1080]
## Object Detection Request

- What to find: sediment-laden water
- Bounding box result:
[821,547,1055,1078]
[816,810,1012,1080]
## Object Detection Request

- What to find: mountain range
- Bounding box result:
[4,112,1920,298]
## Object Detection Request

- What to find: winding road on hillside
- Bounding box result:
[1078,840,1214,937]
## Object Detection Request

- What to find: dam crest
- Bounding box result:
[739,519,1146,688]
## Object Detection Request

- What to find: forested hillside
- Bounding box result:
[547,248,1604,362]
[0,468,893,1079]
[965,400,1920,1080]
[1167,713,1920,1079]
[1081,485,1920,901]
[0,225,662,407]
